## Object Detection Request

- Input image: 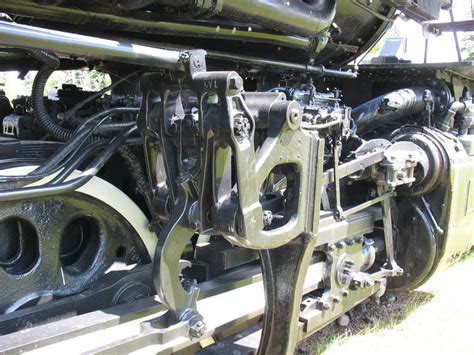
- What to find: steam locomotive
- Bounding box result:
[0,0,472,353]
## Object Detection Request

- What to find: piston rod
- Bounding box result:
[0,21,183,70]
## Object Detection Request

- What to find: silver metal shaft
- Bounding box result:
[0,21,183,70]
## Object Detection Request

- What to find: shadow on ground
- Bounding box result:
[296,290,434,355]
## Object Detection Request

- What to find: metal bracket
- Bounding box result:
[332,136,344,222]
[192,71,325,249]
[152,173,205,336]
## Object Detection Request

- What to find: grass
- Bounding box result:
[298,249,474,355]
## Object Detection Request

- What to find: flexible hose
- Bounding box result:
[0,107,139,185]
[32,66,76,141]
[0,125,138,202]
[16,51,153,217]
[29,50,60,69]
[118,145,158,219]
[50,138,142,184]
[29,50,73,141]
[30,50,139,142]
[49,139,111,184]
[436,100,469,132]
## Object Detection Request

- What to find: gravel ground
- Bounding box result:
[297,253,474,355]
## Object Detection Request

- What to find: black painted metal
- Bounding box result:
[0,2,470,354]
[0,0,395,67]
[214,0,336,37]
[0,265,153,335]
[258,234,317,354]
[352,87,432,135]
[0,193,150,314]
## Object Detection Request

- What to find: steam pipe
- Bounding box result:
[215,0,336,36]
[436,100,470,132]
[0,21,183,70]
[156,0,337,37]
[0,3,312,51]
[352,87,431,135]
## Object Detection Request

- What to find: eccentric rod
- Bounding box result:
[0,21,183,70]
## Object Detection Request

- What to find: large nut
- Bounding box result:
[228,75,243,91]
[189,319,206,338]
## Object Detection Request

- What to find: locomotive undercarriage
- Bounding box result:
[0,1,472,353]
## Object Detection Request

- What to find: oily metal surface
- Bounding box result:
[0,192,150,314]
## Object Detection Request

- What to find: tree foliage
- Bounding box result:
[462,34,474,61]
[0,69,111,101]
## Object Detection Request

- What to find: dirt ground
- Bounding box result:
[298,252,474,355]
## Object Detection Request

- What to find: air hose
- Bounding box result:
[25,50,156,218]
[29,50,74,141]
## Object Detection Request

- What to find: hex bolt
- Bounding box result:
[263,210,273,226]
[336,241,345,249]
[189,319,206,338]
[331,295,341,304]
[351,279,361,288]
[342,289,349,297]
[344,260,355,267]
[289,108,300,124]
[316,299,331,311]
[363,278,375,288]
[228,76,243,91]
[179,51,190,61]
[168,122,177,134]
[328,244,336,252]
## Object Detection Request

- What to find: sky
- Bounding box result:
[369,0,473,63]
